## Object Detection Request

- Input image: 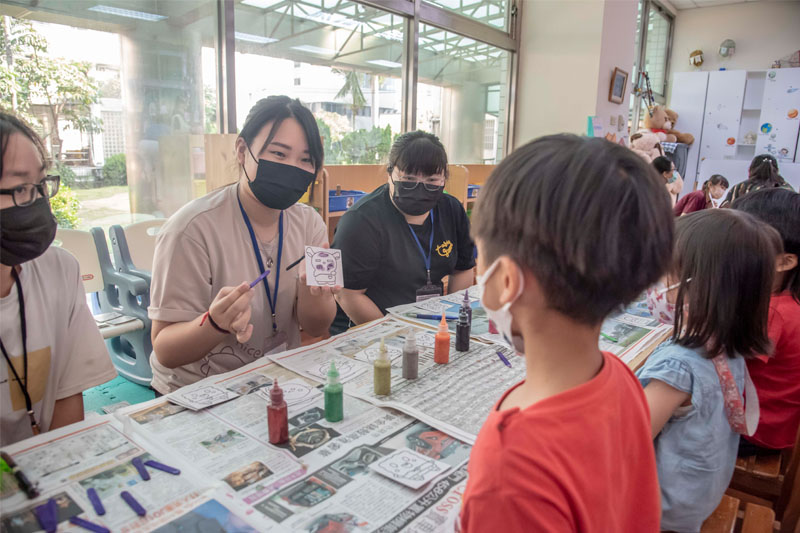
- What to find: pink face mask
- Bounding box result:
[645,280,681,325]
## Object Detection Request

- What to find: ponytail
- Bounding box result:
[749,154,780,186]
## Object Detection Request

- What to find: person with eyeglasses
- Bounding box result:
[0,112,116,445]
[331,131,476,334]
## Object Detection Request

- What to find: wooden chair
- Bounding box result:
[702,494,740,533]
[741,503,776,533]
[729,424,800,523]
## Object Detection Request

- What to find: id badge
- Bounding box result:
[263,330,289,356]
[416,283,443,302]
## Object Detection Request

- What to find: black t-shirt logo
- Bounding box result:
[436,240,453,258]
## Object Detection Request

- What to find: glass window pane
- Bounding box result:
[234,0,404,164]
[423,0,509,31]
[417,23,509,164]
[2,3,218,230]
[643,6,671,96]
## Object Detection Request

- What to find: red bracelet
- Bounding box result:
[201,311,230,334]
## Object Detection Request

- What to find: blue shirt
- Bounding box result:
[637,342,745,532]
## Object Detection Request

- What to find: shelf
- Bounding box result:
[742,108,762,112]
[328,211,346,219]
[737,143,756,147]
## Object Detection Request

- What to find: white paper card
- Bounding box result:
[168,384,240,411]
[305,246,343,287]
[369,449,451,490]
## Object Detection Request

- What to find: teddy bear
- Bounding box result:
[639,105,678,143]
[629,132,663,162]
[663,108,695,145]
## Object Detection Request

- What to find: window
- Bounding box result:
[3,0,519,228]
[417,24,510,164]
[630,0,673,131]
[424,0,510,31]
[234,0,405,165]
[1,4,219,230]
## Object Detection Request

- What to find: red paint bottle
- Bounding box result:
[268,378,289,445]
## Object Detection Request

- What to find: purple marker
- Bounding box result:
[87,487,105,515]
[120,491,146,517]
[69,516,111,533]
[34,499,57,533]
[495,350,512,368]
[132,457,150,481]
[249,270,270,288]
[144,460,180,475]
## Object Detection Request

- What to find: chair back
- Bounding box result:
[53,228,104,293]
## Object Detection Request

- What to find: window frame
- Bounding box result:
[631,0,674,131]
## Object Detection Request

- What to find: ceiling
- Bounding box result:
[669,0,796,10]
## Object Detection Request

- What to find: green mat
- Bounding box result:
[82,375,156,414]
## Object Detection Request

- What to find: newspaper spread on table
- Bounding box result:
[387,286,672,365]
[1,289,667,532]
[0,357,471,532]
[268,317,525,444]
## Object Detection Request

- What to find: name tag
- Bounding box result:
[416,283,443,302]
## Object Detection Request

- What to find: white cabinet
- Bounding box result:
[668,67,800,191]
[756,68,800,161]
[698,71,746,161]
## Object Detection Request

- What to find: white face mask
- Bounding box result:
[645,279,681,325]
[477,258,525,353]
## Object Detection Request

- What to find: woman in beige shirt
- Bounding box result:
[148,96,339,393]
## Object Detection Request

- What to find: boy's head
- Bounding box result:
[733,188,800,302]
[472,134,674,327]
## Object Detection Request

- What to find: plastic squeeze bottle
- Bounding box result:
[267,378,289,444]
[462,290,473,324]
[434,314,451,364]
[456,306,470,352]
[373,337,392,396]
[402,334,419,380]
[324,361,344,422]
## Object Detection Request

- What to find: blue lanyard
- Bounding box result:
[406,210,435,283]
[237,193,283,333]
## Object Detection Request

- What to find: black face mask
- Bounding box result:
[245,152,316,210]
[391,180,444,217]
[0,197,58,266]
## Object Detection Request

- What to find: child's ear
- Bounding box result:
[497,256,524,306]
[777,253,798,273]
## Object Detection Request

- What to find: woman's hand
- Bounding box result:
[208,282,255,343]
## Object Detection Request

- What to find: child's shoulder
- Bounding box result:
[637,341,713,395]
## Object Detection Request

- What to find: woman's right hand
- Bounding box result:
[208,282,254,343]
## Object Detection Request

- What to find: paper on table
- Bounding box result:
[304,246,343,287]
[255,378,322,408]
[369,449,451,490]
[168,384,240,411]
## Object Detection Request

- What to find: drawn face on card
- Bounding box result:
[305,246,343,287]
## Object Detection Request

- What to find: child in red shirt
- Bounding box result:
[734,188,800,452]
[460,135,673,532]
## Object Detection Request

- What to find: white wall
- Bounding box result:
[670,2,800,79]
[514,0,638,147]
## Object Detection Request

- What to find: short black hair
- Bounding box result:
[672,209,777,359]
[733,188,800,303]
[652,156,673,174]
[238,95,324,173]
[472,134,674,325]
[0,111,47,181]
[387,131,448,179]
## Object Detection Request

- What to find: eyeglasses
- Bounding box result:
[394,175,445,192]
[0,175,61,207]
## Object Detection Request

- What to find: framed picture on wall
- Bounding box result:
[609,67,629,104]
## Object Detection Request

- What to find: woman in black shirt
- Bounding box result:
[331,132,475,334]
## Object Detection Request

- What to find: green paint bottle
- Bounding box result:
[324,361,344,422]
